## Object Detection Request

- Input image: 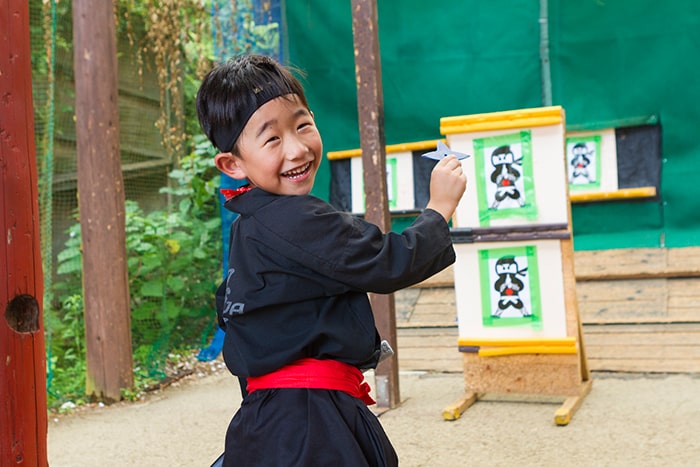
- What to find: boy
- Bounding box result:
[196,54,466,466]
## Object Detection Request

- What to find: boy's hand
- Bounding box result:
[426,155,467,222]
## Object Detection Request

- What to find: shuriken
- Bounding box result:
[421,141,470,161]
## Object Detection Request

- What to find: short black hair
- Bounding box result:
[196,54,309,154]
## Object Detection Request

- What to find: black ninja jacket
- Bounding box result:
[216,187,456,378]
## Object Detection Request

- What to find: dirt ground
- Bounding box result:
[47,361,700,467]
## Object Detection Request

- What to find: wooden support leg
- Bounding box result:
[554,378,593,426]
[442,392,479,421]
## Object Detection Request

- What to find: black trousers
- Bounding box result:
[221,388,398,467]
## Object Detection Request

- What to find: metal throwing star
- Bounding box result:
[421,141,471,161]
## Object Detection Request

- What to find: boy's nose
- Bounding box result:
[285,136,308,159]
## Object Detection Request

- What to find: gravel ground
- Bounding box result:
[47,366,700,466]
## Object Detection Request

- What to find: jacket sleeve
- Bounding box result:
[255,196,456,294]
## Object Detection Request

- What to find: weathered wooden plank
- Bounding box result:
[396,340,458,353]
[577,278,667,304]
[667,277,700,297]
[398,287,458,325]
[415,287,457,305]
[667,278,700,322]
[576,279,668,323]
[410,304,457,324]
[583,322,700,336]
[396,327,458,343]
[396,327,462,372]
[587,359,700,373]
[577,277,700,324]
[585,343,700,359]
[574,248,666,279]
[397,353,462,372]
[584,336,700,354]
[575,247,700,280]
[396,353,461,370]
[666,248,700,276]
[399,359,463,374]
[582,322,700,373]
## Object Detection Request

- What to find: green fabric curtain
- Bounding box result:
[286,1,542,201]
[550,0,700,249]
[286,0,700,250]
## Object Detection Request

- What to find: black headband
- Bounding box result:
[210,85,292,153]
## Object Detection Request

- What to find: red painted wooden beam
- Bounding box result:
[0,0,49,464]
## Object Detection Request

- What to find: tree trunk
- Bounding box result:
[73,0,133,402]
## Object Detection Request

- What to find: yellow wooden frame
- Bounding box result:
[441,106,564,135]
[569,186,657,203]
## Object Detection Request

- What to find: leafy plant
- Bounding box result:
[49,140,222,407]
[128,144,222,377]
[45,294,87,408]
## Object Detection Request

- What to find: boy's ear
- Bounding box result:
[215,152,247,180]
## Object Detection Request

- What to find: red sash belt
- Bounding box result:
[246,358,376,406]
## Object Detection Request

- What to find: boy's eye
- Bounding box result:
[298,121,314,131]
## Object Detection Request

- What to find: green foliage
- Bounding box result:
[45,294,87,408]
[49,141,222,408]
[128,145,222,378]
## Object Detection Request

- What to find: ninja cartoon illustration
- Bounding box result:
[489,145,525,209]
[492,256,531,318]
[569,142,595,184]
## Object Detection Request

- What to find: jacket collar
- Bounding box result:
[222,185,280,216]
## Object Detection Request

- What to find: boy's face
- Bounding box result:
[214,94,322,196]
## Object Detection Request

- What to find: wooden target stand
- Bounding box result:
[443,233,592,426]
[439,106,592,425]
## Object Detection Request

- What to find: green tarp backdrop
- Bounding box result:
[285,0,700,250]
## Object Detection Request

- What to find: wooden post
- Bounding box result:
[0,0,49,464]
[350,0,400,408]
[73,0,134,401]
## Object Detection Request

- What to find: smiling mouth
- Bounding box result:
[281,162,312,180]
